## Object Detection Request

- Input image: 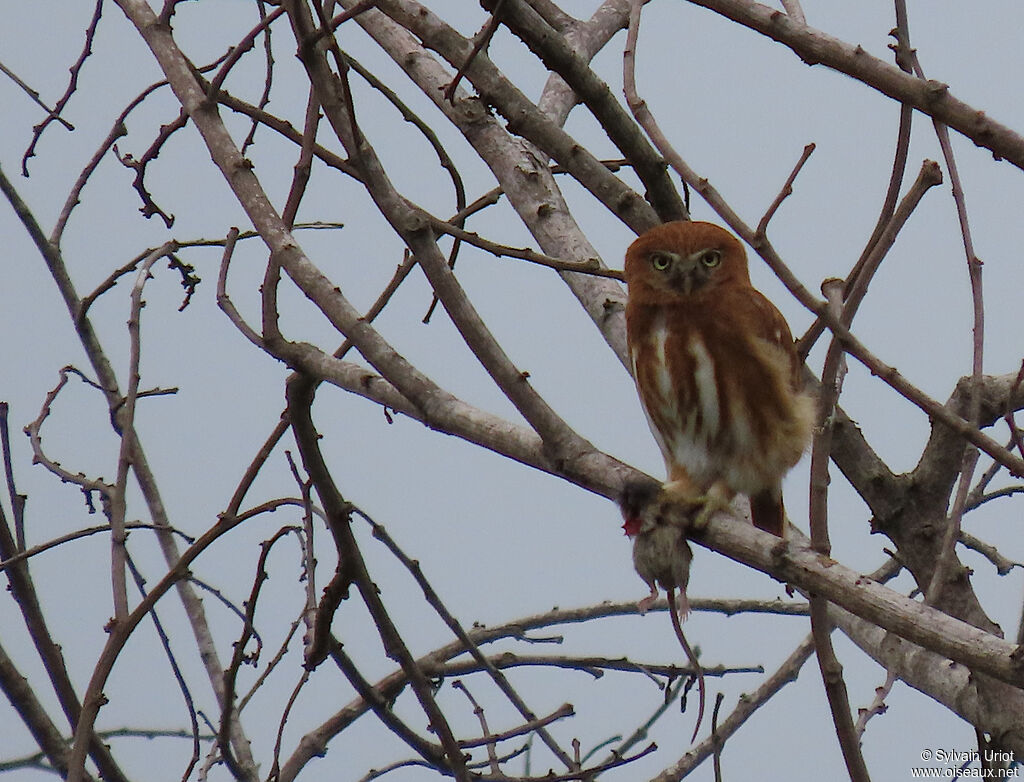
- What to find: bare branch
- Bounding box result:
[425,213,624,279]
[284,367,469,778]
[124,555,203,782]
[780,0,805,25]
[487,0,688,222]
[898,1,986,614]
[651,635,816,781]
[808,278,871,782]
[688,0,1024,173]
[0,61,75,132]
[111,244,179,621]
[854,671,897,739]
[20,0,101,175]
[686,513,1024,690]
[355,505,577,770]
[369,0,661,233]
[754,142,815,239]
[0,522,193,573]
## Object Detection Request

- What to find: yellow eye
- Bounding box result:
[701,249,722,268]
[651,252,672,271]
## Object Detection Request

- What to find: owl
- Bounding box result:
[623,221,815,536]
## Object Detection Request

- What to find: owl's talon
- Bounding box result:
[657,483,705,514]
[651,484,731,532]
[690,494,732,531]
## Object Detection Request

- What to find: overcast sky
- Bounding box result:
[2,2,1023,780]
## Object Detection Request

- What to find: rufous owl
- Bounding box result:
[623,221,814,536]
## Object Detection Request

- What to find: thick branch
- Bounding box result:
[339,0,635,371]
[487,0,687,222]
[689,0,1024,172]
[831,605,1024,754]
[370,0,660,233]
[683,512,1024,689]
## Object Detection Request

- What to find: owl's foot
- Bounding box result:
[659,481,708,514]
[659,482,731,530]
[690,493,733,531]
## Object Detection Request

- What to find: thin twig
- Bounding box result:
[438,652,757,681]
[425,213,622,279]
[355,505,578,772]
[21,0,102,175]
[268,665,311,782]
[651,635,817,780]
[965,485,1024,513]
[219,526,296,780]
[854,670,897,738]
[242,1,277,154]
[453,680,500,773]
[444,0,506,103]
[239,601,305,714]
[125,554,202,782]
[216,228,264,348]
[281,88,321,229]
[959,531,1020,576]
[754,142,815,239]
[0,404,27,551]
[22,367,116,499]
[711,691,725,782]
[0,60,75,131]
[808,279,871,782]
[111,244,177,621]
[284,451,318,644]
[0,522,193,573]
[900,0,985,609]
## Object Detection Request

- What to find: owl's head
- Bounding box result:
[623,221,750,300]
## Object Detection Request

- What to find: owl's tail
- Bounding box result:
[749,488,786,537]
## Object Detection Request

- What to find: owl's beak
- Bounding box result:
[668,257,703,295]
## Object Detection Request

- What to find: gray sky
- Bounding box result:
[2,1,1023,780]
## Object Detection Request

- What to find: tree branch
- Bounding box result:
[689,0,1024,172]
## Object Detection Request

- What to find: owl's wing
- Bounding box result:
[720,286,802,384]
[740,288,795,347]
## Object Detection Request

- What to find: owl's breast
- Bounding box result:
[631,319,722,484]
[630,316,813,493]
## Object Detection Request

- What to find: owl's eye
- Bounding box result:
[650,251,673,271]
[700,249,722,268]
